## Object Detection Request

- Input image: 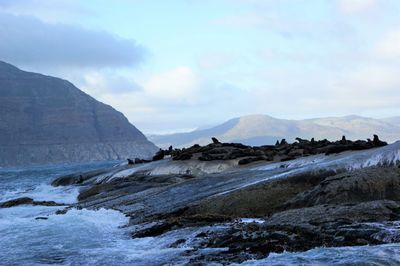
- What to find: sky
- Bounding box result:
[1,0,400,134]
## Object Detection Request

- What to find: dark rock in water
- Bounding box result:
[35,217,48,220]
[0,197,33,207]
[131,214,231,238]
[0,61,157,167]
[212,137,220,144]
[0,197,64,208]
[169,238,186,248]
[55,209,69,215]
[127,159,134,165]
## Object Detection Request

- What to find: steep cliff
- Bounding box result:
[0,61,157,166]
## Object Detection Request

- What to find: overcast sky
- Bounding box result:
[1,0,400,133]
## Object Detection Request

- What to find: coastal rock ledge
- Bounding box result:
[50,138,400,264]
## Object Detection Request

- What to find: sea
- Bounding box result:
[1,162,400,265]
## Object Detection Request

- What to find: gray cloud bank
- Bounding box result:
[0,12,146,68]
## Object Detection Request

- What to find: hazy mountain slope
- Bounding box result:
[220,115,348,141]
[0,61,157,166]
[150,115,348,148]
[308,115,400,142]
[148,118,240,148]
[382,116,400,126]
[149,114,400,148]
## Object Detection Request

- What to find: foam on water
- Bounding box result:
[239,218,266,224]
[238,243,400,265]
[0,183,79,204]
[0,162,193,265]
[0,206,192,265]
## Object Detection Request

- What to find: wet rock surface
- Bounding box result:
[49,138,400,264]
[0,197,65,208]
[185,200,400,264]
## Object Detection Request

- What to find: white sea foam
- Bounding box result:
[0,207,190,265]
[239,218,266,224]
[237,243,400,265]
[0,184,79,204]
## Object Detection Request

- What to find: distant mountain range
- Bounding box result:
[0,61,157,166]
[149,114,400,148]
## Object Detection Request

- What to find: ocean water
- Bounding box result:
[1,162,400,265]
[0,162,192,265]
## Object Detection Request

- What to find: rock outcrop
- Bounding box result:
[0,197,64,208]
[0,61,157,166]
[48,139,400,264]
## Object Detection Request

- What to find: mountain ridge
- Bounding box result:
[149,114,400,148]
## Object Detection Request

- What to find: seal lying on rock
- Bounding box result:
[211,137,220,144]
[144,135,387,166]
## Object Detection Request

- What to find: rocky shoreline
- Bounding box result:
[3,136,400,265]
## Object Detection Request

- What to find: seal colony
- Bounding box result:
[149,135,387,165]
[3,135,400,264]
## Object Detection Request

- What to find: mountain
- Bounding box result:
[307,115,400,141]
[0,61,158,166]
[381,116,400,126]
[149,114,400,148]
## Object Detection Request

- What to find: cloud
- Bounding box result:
[374,29,400,58]
[143,67,201,102]
[213,11,266,28]
[79,71,142,95]
[337,0,377,14]
[197,52,235,70]
[0,0,87,23]
[0,12,147,68]
[213,9,355,42]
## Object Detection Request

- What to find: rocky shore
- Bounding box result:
[5,136,400,265]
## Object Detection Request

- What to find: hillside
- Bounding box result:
[0,61,157,166]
